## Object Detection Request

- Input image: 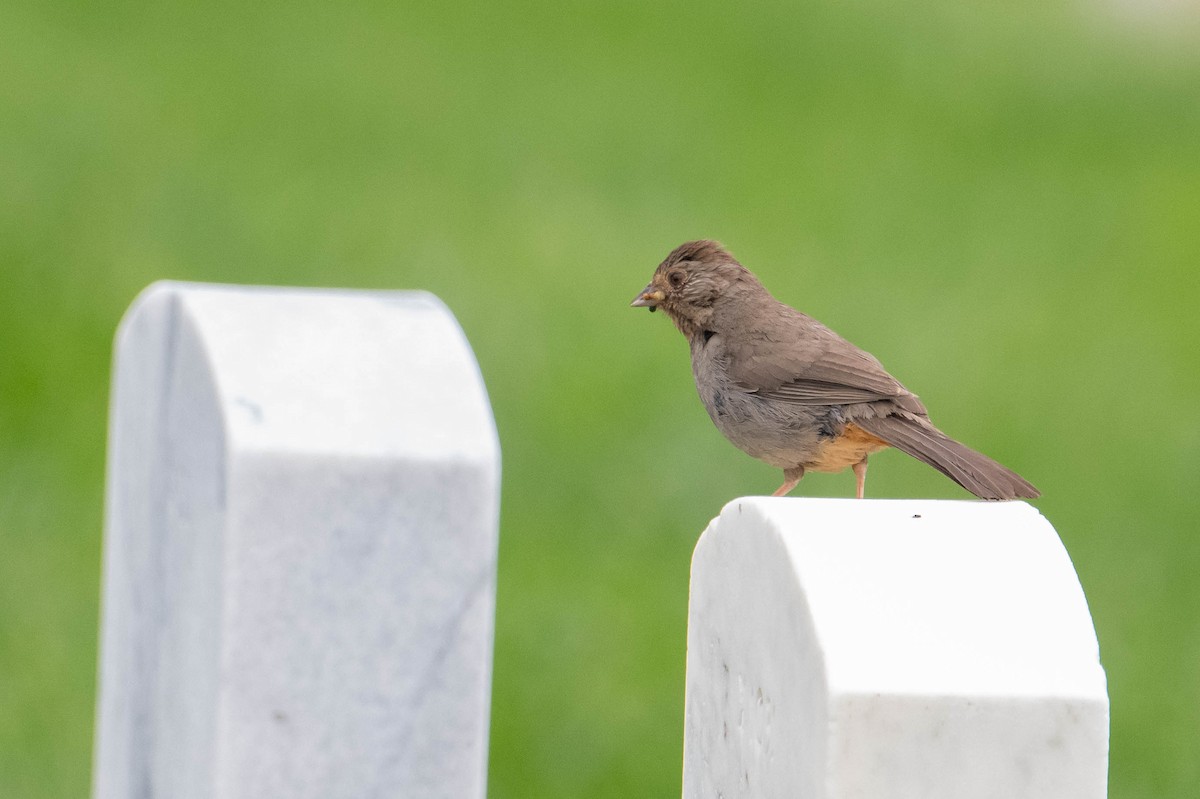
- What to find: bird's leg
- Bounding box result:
[772,466,805,497]
[852,457,868,499]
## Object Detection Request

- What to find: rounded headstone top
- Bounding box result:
[120,281,499,464]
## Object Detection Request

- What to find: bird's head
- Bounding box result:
[631,240,751,336]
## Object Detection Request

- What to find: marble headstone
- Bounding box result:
[94,283,500,799]
[683,497,1108,799]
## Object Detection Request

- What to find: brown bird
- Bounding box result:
[631,240,1039,500]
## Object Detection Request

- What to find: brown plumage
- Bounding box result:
[631,240,1039,500]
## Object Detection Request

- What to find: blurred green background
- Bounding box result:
[2,0,1198,796]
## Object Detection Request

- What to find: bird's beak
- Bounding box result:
[631,285,665,312]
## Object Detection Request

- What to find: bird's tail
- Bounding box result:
[856,415,1040,500]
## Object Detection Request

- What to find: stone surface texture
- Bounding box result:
[683,497,1108,799]
[94,282,500,799]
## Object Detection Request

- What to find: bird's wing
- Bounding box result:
[727,309,928,415]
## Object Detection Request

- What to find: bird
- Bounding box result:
[630,240,1039,500]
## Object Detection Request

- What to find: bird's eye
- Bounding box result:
[667,270,686,288]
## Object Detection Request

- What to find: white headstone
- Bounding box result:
[683,497,1108,799]
[94,282,500,799]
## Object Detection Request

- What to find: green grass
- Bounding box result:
[2,0,1198,796]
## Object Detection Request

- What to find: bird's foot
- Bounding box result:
[852,457,868,499]
[772,466,805,497]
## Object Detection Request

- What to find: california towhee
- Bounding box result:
[631,240,1039,500]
